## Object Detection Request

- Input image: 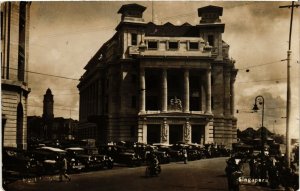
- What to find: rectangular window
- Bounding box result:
[168,41,179,50]
[131,33,137,45]
[131,96,136,108]
[148,41,158,50]
[208,35,214,46]
[189,42,199,50]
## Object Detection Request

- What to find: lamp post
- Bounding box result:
[252,95,265,156]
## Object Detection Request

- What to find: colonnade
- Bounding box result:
[139,67,212,114]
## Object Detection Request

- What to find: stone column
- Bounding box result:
[183,69,190,112]
[224,70,231,116]
[205,68,212,114]
[230,74,236,116]
[184,120,191,143]
[161,119,169,143]
[161,69,168,112]
[139,67,146,113]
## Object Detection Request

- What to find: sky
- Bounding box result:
[27,1,299,138]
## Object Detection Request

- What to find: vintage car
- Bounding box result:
[145,145,170,164]
[187,143,206,160]
[154,143,182,162]
[84,147,114,169]
[64,147,86,172]
[30,146,66,175]
[3,147,38,177]
[99,144,141,167]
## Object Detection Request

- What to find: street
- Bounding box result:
[4,157,288,191]
[6,157,229,191]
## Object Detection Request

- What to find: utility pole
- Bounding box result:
[279,1,299,168]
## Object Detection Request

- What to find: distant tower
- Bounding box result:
[43,88,54,120]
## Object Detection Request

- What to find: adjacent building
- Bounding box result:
[77,4,238,147]
[1,2,31,149]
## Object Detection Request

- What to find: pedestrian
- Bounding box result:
[225,158,241,191]
[183,148,188,164]
[59,156,71,182]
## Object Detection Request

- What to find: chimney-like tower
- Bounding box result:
[117,3,146,23]
[198,5,223,23]
[43,88,54,120]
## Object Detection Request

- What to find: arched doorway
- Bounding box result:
[17,102,24,149]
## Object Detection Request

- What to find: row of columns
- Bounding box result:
[139,67,212,114]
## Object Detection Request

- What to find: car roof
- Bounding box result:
[65,147,84,151]
[39,146,66,152]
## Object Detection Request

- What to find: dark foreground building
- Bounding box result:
[77,4,238,147]
[1,2,31,149]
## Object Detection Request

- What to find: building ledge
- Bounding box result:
[1,79,30,93]
[138,110,213,118]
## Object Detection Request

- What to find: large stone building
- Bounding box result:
[1,2,31,149]
[77,4,238,147]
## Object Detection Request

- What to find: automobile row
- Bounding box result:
[3,141,231,180]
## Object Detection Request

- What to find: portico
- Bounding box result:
[138,59,215,145]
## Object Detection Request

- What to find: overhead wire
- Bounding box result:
[4,67,79,81]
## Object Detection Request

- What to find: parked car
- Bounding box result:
[64,147,86,172]
[99,144,141,167]
[84,147,114,169]
[154,143,182,162]
[146,145,170,164]
[30,146,66,175]
[117,149,142,167]
[187,143,206,160]
[3,147,38,177]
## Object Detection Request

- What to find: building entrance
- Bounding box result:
[192,125,205,144]
[169,125,183,144]
[147,124,160,144]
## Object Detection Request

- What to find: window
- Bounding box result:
[131,33,137,45]
[208,35,214,46]
[148,41,158,50]
[189,42,199,50]
[168,41,179,50]
[131,96,136,108]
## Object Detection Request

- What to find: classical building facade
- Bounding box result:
[77,4,238,147]
[1,2,31,149]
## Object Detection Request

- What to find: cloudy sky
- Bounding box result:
[27,1,299,138]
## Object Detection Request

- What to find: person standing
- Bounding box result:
[183,148,188,164]
[59,156,71,182]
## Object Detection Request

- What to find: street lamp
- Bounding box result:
[252,95,265,156]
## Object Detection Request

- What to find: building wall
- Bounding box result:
[78,4,237,147]
[1,2,31,149]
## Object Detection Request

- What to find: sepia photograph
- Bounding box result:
[1,1,299,191]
